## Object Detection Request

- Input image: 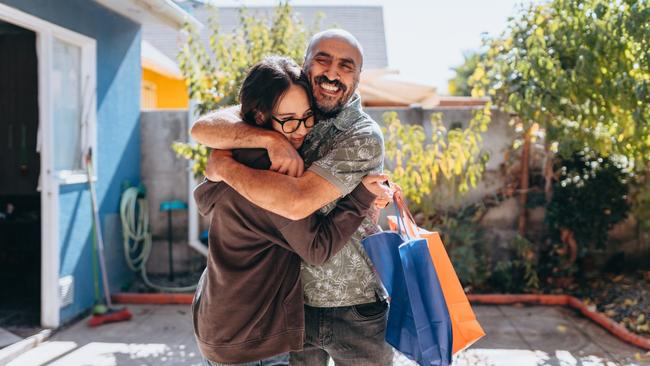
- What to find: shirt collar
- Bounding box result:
[321,93,363,131]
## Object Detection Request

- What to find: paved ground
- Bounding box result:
[4,304,648,366]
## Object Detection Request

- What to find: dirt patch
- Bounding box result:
[572,271,650,337]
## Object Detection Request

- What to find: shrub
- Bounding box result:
[546,151,631,256]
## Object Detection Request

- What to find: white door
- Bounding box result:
[0,3,96,328]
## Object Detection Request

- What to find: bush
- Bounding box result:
[383,110,491,291]
[434,205,490,289]
[490,235,540,293]
[382,110,490,216]
[546,151,631,256]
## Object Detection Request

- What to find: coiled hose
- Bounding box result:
[120,186,197,292]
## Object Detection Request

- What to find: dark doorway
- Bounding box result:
[0,20,41,332]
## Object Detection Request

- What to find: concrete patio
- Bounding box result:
[3,304,647,366]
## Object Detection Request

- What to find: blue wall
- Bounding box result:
[0,0,141,323]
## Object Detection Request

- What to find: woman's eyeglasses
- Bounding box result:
[271,113,316,133]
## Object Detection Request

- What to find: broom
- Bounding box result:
[85,148,132,327]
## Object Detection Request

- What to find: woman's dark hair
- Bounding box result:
[239,56,313,128]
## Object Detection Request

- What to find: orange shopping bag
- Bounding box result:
[388,193,485,354]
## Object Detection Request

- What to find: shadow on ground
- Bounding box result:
[6,304,648,366]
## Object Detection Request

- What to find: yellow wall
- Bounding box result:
[142,68,189,109]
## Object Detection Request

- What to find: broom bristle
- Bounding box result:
[87,308,132,327]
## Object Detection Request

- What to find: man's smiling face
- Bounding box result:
[304,36,362,119]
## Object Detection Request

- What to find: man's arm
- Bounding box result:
[191,106,271,149]
[191,105,304,176]
[206,128,386,220]
[208,151,341,220]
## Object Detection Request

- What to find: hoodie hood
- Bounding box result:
[193,148,272,216]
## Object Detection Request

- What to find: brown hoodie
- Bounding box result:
[192,149,376,364]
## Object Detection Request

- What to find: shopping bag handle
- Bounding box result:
[393,200,411,239]
[394,191,418,235]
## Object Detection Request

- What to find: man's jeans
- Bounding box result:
[203,353,289,366]
[289,299,393,366]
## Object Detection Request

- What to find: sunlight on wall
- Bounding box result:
[142,68,188,110]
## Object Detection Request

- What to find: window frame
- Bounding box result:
[50,31,97,185]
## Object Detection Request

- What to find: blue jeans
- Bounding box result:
[203,353,289,366]
[289,299,393,366]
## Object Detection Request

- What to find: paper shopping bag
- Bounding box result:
[363,208,452,366]
[387,194,485,354]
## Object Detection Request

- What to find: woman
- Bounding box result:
[192,56,389,366]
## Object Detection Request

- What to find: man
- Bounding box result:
[191,29,394,366]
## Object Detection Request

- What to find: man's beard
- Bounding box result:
[311,74,357,120]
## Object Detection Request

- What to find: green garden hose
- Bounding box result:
[120,186,197,292]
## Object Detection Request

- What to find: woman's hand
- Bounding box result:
[361,174,393,205]
[370,180,400,209]
[362,174,402,210]
[375,180,402,210]
[373,197,391,209]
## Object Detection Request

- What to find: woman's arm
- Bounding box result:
[266,175,390,265]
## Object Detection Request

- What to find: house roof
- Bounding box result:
[142,5,388,69]
[142,40,183,79]
[359,68,489,108]
[436,96,490,108]
[140,3,488,109]
[359,68,439,108]
[95,0,201,29]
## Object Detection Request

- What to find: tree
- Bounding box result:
[383,109,490,219]
[448,51,483,96]
[471,0,649,260]
[172,2,321,176]
[474,0,650,167]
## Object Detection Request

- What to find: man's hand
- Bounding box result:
[190,105,302,178]
[205,149,234,182]
[361,174,393,203]
[266,134,304,177]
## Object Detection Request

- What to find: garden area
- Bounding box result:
[170,0,649,346]
[385,0,650,341]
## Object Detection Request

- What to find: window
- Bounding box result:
[52,37,82,172]
[141,80,157,109]
[49,33,95,184]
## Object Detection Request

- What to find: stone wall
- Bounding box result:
[140,107,649,275]
[367,105,649,269]
[140,106,523,270]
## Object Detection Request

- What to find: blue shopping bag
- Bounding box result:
[362,206,452,366]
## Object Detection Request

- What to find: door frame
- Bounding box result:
[0,3,97,328]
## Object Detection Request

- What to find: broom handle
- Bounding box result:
[86,150,113,308]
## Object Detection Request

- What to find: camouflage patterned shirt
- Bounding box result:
[298,94,385,307]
